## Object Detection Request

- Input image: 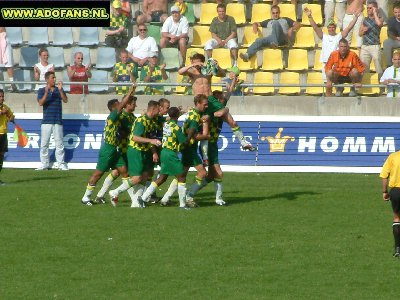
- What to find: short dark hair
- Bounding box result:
[39,48,48,56]
[394,2,400,10]
[194,94,208,105]
[0,88,4,94]
[147,100,159,109]
[126,95,137,104]
[212,90,223,99]
[338,38,349,45]
[107,99,119,111]
[217,3,226,10]
[168,107,180,119]
[191,53,205,63]
[45,71,55,80]
[271,5,280,12]
[158,98,170,106]
[119,49,128,56]
[367,1,378,8]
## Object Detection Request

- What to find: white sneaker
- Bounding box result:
[81,197,93,206]
[216,199,226,206]
[59,164,69,171]
[35,165,49,171]
[109,190,119,207]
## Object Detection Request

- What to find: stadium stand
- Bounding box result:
[250,4,272,24]
[226,3,246,26]
[19,47,39,68]
[160,48,181,71]
[5,27,23,46]
[51,27,74,47]
[287,49,309,71]
[260,49,283,71]
[95,47,116,70]
[47,47,66,69]
[199,3,217,25]
[27,27,49,46]
[13,69,33,92]
[88,70,110,93]
[78,27,100,47]
[278,72,301,95]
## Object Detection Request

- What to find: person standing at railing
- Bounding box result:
[67,52,92,95]
[380,52,400,98]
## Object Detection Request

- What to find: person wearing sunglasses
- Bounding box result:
[126,25,158,67]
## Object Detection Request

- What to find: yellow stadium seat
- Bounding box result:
[292,26,316,48]
[199,3,217,25]
[211,48,232,69]
[175,73,191,95]
[237,48,258,71]
[380,26,387,48]
[211,76,223,92]
[278,4,296,20]
[287,49,309,71]
[238,71,248,94]
[301,4,323,26]
[305,71,324,95]
[250,4,272,23]
[358,73,380,96]
[313,49,323,71]
[278,72,301,94]
[241,26,263,48]
[191,25,212,47]
[226,3,246,25]
[261,49,283,71]
[185,48,205,66]
[253,72,275,95]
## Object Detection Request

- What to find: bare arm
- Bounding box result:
[382,178,390,200]
[304,8,323,39]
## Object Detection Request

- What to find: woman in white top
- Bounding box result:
[34,48,54,90]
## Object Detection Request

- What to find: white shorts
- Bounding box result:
[0,37,14,68]
[204,38,238,51]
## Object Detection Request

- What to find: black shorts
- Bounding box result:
[337,76,351,84]
[389,187,400,214]
[0,134,8,153]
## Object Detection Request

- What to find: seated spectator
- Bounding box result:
[136,0,168,25]
[34,48,54,90]
[359,1,384,78]
[383,3,400,68]
[67,52,92,95]
[222,66,243,96]
[239,5,301,62]
[0,27,14,90]
[126,24,158,67]
[139,54,168,95]
[305,7,358,82]
[380,52,400,98]
[325,38,365,97]
[160,6,189,64]
[204,4,238,66]
[113,49,138,95]
[104,0,129,49]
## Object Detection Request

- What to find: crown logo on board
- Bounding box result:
[261,128,295,152]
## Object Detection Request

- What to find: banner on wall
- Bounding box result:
[4,114,399,173]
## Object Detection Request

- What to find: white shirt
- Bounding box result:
[161,15,189,36]
[34,62,54,90]
[380,65,400,98]
[320,32,342,63]
[126,36,158,60]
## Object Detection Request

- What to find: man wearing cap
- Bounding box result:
[204,4,238,66]
[223,66,244,96]
[305,7,359,83]
[126,24,158,67]
[160,6,189,64]
[104,0,129,48]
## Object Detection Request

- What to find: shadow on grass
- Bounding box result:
[10,176,65,184]
[195,191,321,206]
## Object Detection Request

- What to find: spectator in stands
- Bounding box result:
[239,5,301,62]
[305,7,359,83]
[67,52,92,95]
[359,1,384,79]
[323,0,346,29]
[113,49,138,95]
[34,48,54,90]
[104,0,129,49]
[136,0,168,25]
[36,71,68,171]
[160,6,189,64]
[126,24,158,67]
[342,0,364,49]
[380,51,400,98]
[139,54,168,95]
[222,66,243,96]
[204,4,238,66]
[0,27,14,91]
[325,38,365,97]
[383,3,400,68]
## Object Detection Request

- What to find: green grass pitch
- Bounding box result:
[0,169,398,299]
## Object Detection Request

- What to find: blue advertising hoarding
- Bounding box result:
[4,114,398,173]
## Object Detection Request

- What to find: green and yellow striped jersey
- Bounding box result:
[118,110,136,153]
[113,62,138,95]
[162,119,187,152]
[104,110,121,147]
[129,114,158,151]
[183,108,202,145]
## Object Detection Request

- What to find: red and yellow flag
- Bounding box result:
[13,124,28,147]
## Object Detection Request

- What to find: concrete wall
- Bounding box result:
[5,93,400,116]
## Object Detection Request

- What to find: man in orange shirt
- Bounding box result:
[325,38,365,97]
